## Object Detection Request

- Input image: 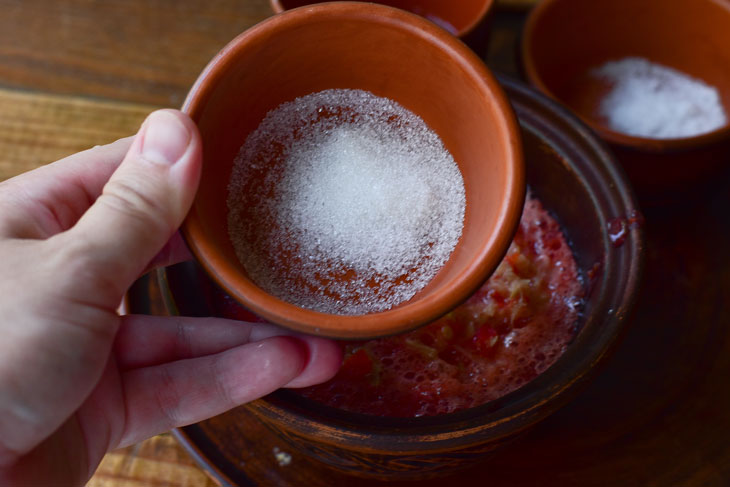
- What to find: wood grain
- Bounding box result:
[87,434,218,487]
[0,0,534,108]
[0,0,271,107]
[0,87,155,181]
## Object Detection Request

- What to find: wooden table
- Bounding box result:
[0,1,537,486]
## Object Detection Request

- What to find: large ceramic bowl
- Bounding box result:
[163,76,644,481]
[522,0,730,200]
[181,2,524,339]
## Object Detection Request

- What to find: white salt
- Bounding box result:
[227,89,465,315]
[591,57,727,139]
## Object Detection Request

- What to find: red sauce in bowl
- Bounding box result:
[212,196,583,417]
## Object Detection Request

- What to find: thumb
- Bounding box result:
[61,109,202,306]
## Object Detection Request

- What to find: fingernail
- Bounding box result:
[140,110,191,165]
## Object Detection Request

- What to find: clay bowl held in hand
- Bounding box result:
[181,3,523,340]
[269,0,494,49]
[522,0,730,201]
[165,76,644,480]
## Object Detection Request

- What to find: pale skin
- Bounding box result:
[0,109,342,486]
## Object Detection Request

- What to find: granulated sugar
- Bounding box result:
[227,89,465,315]
[591,57,727,138]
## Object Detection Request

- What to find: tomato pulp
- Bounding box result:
[212,196,583,417]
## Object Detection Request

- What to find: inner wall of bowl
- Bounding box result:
[192,13,514,313]
[521,130,602,277]
[276,0,488,34]
[526,0,730,130]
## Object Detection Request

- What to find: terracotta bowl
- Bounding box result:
[165,76,644,480]
[269,0,494,49]
[181,2,524,339]
[522,0,730,201]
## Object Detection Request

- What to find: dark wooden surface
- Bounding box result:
[5,0,727,486]
[0,0,270,107]
[0,0,532,109]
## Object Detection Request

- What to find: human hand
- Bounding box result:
[0,109,342,486]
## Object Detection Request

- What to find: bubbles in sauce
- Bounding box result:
[212,196,584,417]
[295,196,584,417]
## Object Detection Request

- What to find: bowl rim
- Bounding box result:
[521,0,730,153]
[268,0,495,38]
[237,75,645,451]
[180,1,525,339]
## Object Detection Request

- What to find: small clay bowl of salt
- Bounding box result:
[164,75,643,479]
[522,0,730,201]
[268,0,495,52]
[182,3,524,339]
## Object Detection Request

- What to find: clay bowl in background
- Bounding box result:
[165,76,644,480]
[522,0,730,202]
[181,3,524,339]
[269,0,495,52]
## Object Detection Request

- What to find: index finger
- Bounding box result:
[114,314,285,370]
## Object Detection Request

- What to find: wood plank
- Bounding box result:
[0,0,537,108]
[0,87,156,181]
[0,0,272,107]
[87,434,218,487]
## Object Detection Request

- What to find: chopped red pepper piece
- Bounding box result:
[472,326,499,355]
[490,289,507,308]
[505,251,531,277]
